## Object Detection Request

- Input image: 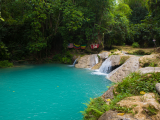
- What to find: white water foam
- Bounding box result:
[91,69,108,76]
[99,57,112,73]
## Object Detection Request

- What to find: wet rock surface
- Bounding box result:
[107,57,139,83]
[75,54,98,68]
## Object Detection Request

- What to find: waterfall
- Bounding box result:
[95,56,99,64]
[99,57,112,73]
[73,58,78,66]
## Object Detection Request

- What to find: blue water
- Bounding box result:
[0,64,112,120]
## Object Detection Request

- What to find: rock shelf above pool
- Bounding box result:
[107,56,140,83]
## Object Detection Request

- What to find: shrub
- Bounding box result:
[52,54,62,62]
[81,97,110,120]
[0,60,13,68]
[52,51,73,64]
[81,93,133,120]
[132,42,139,48]
[116,72,160,95]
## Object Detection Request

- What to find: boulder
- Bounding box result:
[98,51,109,59]
[156,83,160,94]
[98,110,137,120]
[99,55,121,73]
[107,57,139,83]
[139,54,160,67]
[101,86,114,100]
[91,59,103,70]
[75,54,98,68]
[99,93,160,120]
[117,93,160,120]
[110,55,121,67]
[137,67,160,74]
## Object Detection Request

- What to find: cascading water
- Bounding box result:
[99,57,112,73]
[73,58,78,66]
[95,56,99,64]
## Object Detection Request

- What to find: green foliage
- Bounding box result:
[112,105,133,113]
[81,92,133,119]
[81,97,110,120]
[143,105,158,116]
[149,62,158,67]
[120,56,130,64]
[131,50,151,55]
[132,42,139,48]
[52,54,62,62]
[116,72,160,95]
[108,53,118,57]
[52,51,73,64]
[0,60,13,68]
[0,42,10,60]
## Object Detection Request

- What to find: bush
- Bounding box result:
[52,54,62,62]
[81,97,110,120]
[52,51,73,64]
[0,60,13,68]
[116,72,160,95]
[132,42,139,48]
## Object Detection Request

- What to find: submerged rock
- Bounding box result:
[107,57,139,83]
[75,54,98,68]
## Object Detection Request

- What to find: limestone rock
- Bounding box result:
[156,47,160,53]
[75,54,98,68]
[156,83,160,94]
[117,93,160,120]
[107,57,139,83]
[137,67,160,74]
[98,51,109,59]
[139,54,160,67]
[101,86,114,100]
[110,55,121,67]
[91,59,103,70]
[98,110,137,120]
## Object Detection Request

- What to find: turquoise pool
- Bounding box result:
[0,64,112,120]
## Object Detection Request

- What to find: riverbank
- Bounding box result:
[78,48,160,120]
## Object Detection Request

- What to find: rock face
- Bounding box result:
[91,59,103,70]
[101,86,115,100]
[98,110,137,120]
[99,55,121,73]
[139,54,160,67]
[137,67,160,74]
[107,57,139,83]
[75,54,98,68]
[99,93,160,120]
[117,93,160,120]
[110,55,121,67]
[98,51,109,59]
[156,83,160,94]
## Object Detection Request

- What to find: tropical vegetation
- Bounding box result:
[1,0,160,65]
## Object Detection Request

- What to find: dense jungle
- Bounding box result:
[0,0,160,67]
